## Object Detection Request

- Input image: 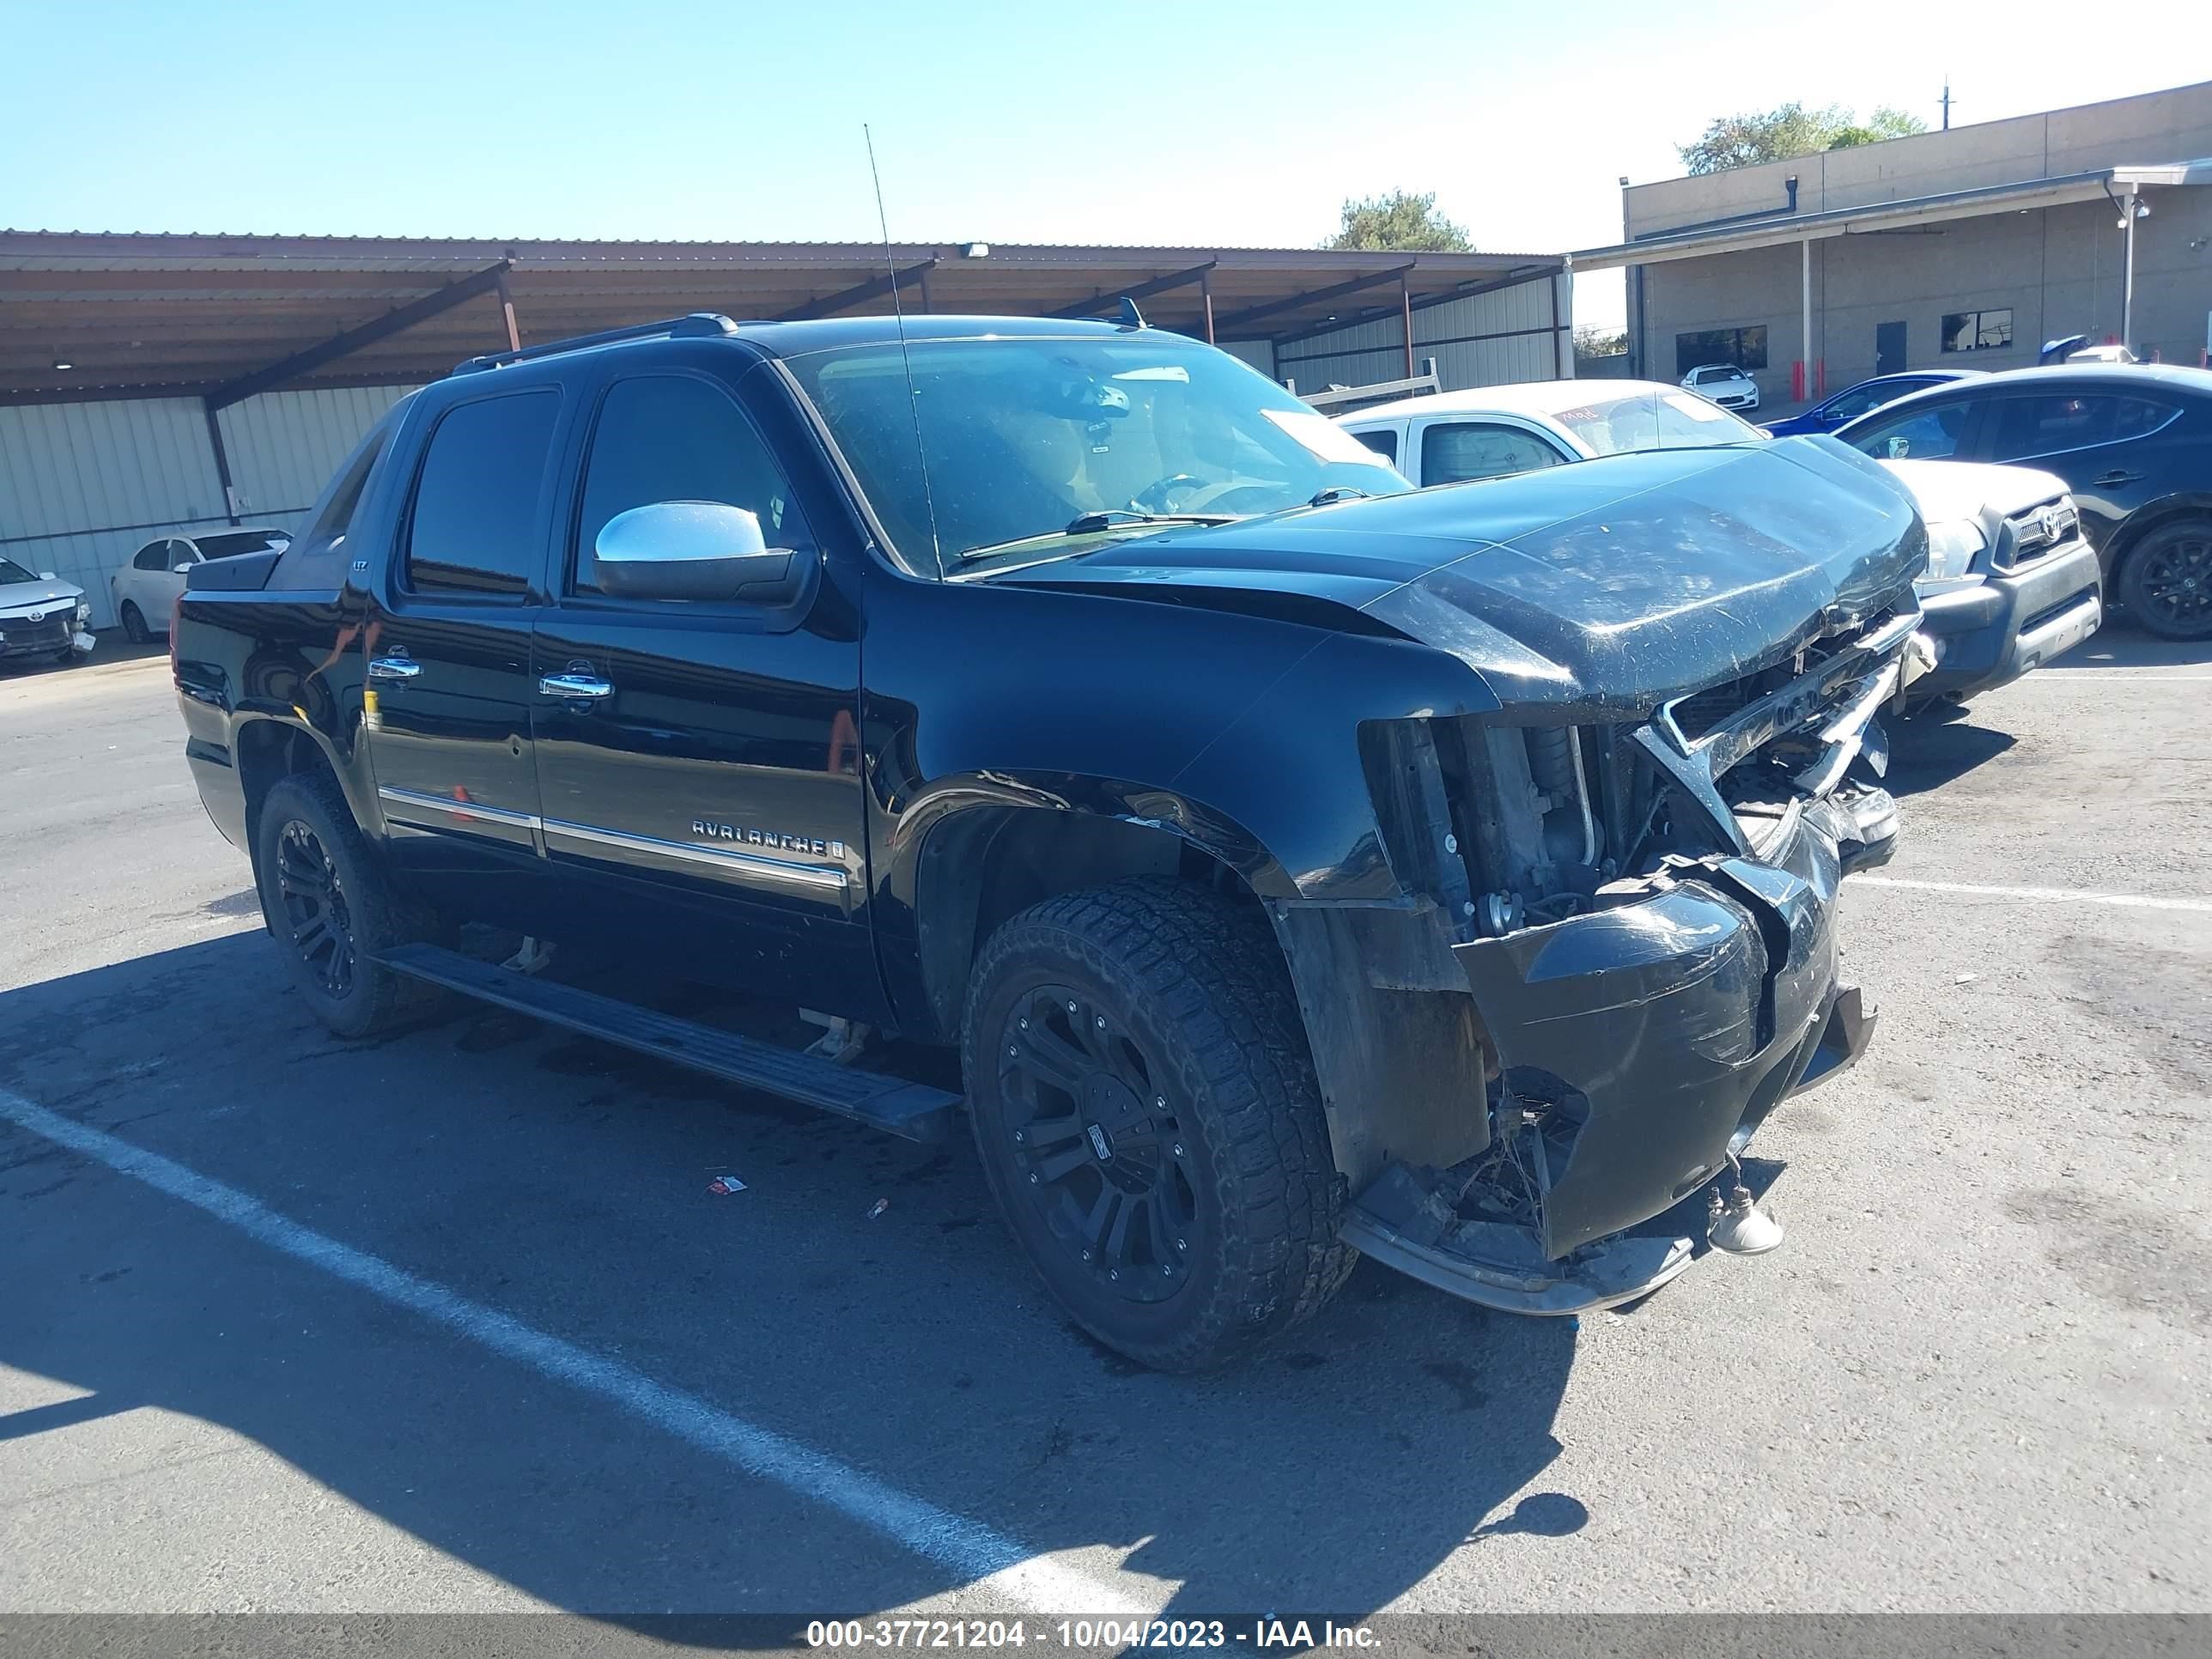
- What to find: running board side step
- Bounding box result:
[377,943,958,1142]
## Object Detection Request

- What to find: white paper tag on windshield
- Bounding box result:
[1261,406,1393,465]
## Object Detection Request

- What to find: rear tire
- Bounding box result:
[118,601,149,644]
[2118,520,2212,641]
[963,877,1352,1372]
[254,771,441,1039]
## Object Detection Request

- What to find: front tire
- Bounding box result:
[963,877,1352,1371]
[2119,520,2212,640]
[254,771,439,1039]
[118,601,149,644]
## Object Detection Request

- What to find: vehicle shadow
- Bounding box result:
[0,933,1587,1628]
[0,630,164,680]
[1886,713,2014,798]
[2051,621,2212,672]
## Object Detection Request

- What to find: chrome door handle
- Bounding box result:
[538,672,614,699]
[2093,470,2143,487]
[366,655,421,681]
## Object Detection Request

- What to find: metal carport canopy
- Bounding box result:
[0,232,1561,404]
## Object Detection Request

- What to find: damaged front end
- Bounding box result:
[1319,603,1917,1315]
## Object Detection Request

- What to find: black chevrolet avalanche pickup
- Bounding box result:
[173,313,1920,1370]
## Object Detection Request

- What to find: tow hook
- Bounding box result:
[1706,1153,1785,1255]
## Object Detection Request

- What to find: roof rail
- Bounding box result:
[452,312,740,375]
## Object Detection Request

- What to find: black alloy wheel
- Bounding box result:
[997,984,1201,1304]
[252,770,445,1037]
[119,601,149,644]
[962,877,1352,1371]
[275,817,356,999]
[2125,523,2212,640]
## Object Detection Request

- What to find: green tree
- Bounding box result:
[1677,101,1928,174]
[1326,190,1473,252]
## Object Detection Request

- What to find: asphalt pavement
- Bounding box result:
[2,628,2208,1624]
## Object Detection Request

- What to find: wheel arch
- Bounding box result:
[895,786,1291,1048]
[233,716,349,884]
[2104,493,2212,592]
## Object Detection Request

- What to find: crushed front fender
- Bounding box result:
[1452,796,1876,1258]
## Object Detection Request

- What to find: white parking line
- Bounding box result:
[0,1087,1145,1616]
[1851,875,2212,914]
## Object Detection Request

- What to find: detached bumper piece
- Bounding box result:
[1342,1163,1695,1317]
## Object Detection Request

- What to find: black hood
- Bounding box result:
[1000,437,1925,714]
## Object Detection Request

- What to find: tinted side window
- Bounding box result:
[404,391,560,598]
[1844,398,1978,461]
[1422,422,1567,485]
[1349,428,1397,465]
[1986,394,2125,460]
[572,375,810,597]
[133,542,169,571]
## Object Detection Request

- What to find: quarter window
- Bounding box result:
[1941,308,2012,353]
[404,390,560,597]
[572,375,809,597]
[1421,422,1567,484]
[132,542,169,571]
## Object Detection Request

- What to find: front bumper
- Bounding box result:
[1915,538,2103,703]
[1340,787,1888,1316]
[0,621,93,659]
[1452,787,1885,1261]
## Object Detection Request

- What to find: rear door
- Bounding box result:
[1975,388,2185,553]
[527,363,884,1019]
[364,383,565,920]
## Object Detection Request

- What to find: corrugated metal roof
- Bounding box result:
[0,230,1563,402]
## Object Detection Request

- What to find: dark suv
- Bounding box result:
[173,312,1919,1370]
[1833,363,2212,638]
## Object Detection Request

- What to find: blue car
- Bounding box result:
[1762,369,1984,436]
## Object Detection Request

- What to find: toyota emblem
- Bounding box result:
[25,609,43,623]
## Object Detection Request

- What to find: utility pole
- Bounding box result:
[1940,77,1954,131]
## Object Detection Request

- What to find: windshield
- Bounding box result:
[783,336,1410,569]
[0,557,41,586]
[194,530,290,559]
[1549,390,1765,457]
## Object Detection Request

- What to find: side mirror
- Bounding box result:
[593,501,799,603]
[39,570,57,580]
[172,562,194,574]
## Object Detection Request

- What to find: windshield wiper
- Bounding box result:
[957,510,1237,562]
[1062,508,1238,533]
[1307,486,1371,507]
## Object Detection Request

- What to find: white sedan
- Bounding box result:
[1680,362,1759,411]
[110,527,290,641]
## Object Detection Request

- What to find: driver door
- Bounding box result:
[527,365,884,1021]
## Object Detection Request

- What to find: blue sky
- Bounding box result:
[9,0,2209,327]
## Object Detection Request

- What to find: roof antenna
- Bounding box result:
[865,125,945,580]
[1115,295,1146,329]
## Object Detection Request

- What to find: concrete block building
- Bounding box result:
[1578,81,2212,407]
